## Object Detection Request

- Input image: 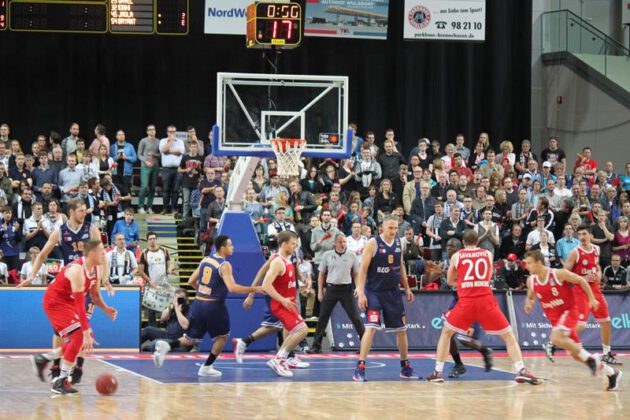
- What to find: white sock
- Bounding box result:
[602,364,615,376]
[577,349,590,362]
[42,348,63,361]
[435,361,444,373]
[277,349,289,359]
[603,345,611,354]
[514,361,525,372]
[60,360,74,380]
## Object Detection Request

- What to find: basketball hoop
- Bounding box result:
[270,138,306,178]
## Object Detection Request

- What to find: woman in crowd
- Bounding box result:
[417,140,433,171]
[96,143,115,177]
[0,206,21,271]
[613,216,630,267]
[8,140,22,169]
[251,165,267,195]
[374,178,397,222]
[300,165,323,194]
[532,230,557,267]
[273,190,294,222]
[496,140,516,171]
[20,246,48,285]
[468,142,486,170]
[529,180,544,209]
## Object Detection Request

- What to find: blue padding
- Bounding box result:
[0,287,140,349]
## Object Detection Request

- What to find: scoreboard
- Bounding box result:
[4,0,188,34]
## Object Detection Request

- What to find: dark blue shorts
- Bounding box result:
[185,300,230,342]
[365,288,406,331]
[260,296,282,329]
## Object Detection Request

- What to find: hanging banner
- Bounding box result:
[328,291,508,350]
[305,0,389,40]
[403,0,486,41]
[512,292,630,350]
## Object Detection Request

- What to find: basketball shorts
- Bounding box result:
[365,288,406,331]
[447,295,481,339]
[184,300,230,342]
[261,296,283,329]
[52,295,94,337]
[574,282,610,323]
[43,298,82,339]
[547,308,580,344]
[270,299,305,335]
[444,295,511,335]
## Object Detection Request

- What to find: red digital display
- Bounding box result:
[0,0,7,30]
[247,2,302,48]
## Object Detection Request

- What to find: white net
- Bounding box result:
[270,138,306,178]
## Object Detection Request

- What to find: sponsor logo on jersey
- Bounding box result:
[376,266,391,274]
[541,298,565,309]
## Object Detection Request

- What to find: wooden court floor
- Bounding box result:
[0,353,627,420]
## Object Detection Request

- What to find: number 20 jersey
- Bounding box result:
[454,247,494,299]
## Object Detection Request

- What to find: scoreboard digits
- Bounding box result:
[3,0,188,34]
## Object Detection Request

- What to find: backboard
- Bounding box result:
[212,72,352,159]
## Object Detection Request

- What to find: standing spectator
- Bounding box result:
[402,166,423,214]
[184,126,204,154]
[602,255,629,290]
[612,216,630,266]
[592,210,614,269]
[354,144,381,198]
[300,166,323,195]
[0,162,11,204]
[555,224,579,266]
[22,201,47,250]
[391,165,409,202]
[88,124,109,156]
[0,143,9,168]
[111,208,140,253]
[58,153,83,204]
[197,168,220,231]
[454,134,470,161]
[443,189,463,219]
[0,207,21,271]
[7,140,22,169]
[106,233,138,285]
[32,153,58,196]
[260,172,289,211]
[137,124,161,214]
[308,234,364,354]
[496,141,516,171]
[288,181,316,229]
[178,141,203,219]
[243,188,265,236]
[61,123,80,157]
[425,202,445,261]
[74,138,87,164]
[12,188,33,223]
[575,146,598,181]
[159,125,185,214]
[479,150,504,179]
[438,207,467,257]
[540,136,566,169]
[9,153,32,190]
[618,162,630,193]
[110,130,137,192]
[0,123,11,145]
[475,209,500,258]
[206,186,226,237]
[468,142,485,170]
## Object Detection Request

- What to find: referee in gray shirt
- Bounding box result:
[308,233,365,353]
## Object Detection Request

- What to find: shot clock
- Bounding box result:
[246,1,302,49]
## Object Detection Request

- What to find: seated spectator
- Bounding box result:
[107,233,139,285]
[500,223,526,258]
[556,224,579,266]
[0,206,21,271]
[439,206,466,258]
[531,231,558,267]
[12,187,33,223]
[243,188,265,236]
[58,153,83,203]
[110,208,140,253]
[394,206,411,237]
[475,209,500,258]
[273,190,294,223]
[500,253,527,290]
[401,226,425,278]
[9,152,32,190]
[0,249,8,284]
[526,215,555,250]
[301,166,324,195]
[592,210,614,269]
[32,153,58,196]
[374,178,398,221]
[496,140,516,172]
[602,254,629,290]
[22,201,47,250]
[354,144,381,198]
[289,181,317,228]
[20,246,48,285]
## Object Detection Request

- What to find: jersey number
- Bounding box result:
[551,287,559,297]
[201,266,213,285]
[461,258,490,281]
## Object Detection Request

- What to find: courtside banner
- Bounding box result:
[403,0,485,41]
[204,0,250,35]
[512,292,630,350]
[0,287,140,350]
[329,291,508,350]
[304,0,389,40]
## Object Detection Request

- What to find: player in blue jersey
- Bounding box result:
[353,215,416,382]
[153,235,263,377]
[18,198,112,383]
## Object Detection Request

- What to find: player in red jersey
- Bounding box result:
[31,240,117,394]
[561,224,622,366]
[262,231,308,378]
[426,230,541,384]
[524,250,622,390]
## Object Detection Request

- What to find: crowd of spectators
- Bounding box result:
[1,121,629,295]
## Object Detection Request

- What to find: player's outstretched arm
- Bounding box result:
[556,269,600,310]
[17,230,59,287]
[221,262,260,294]
[261,258,294,310]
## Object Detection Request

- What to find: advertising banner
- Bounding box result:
[204,0,250,35]
[329,291,508,350]
[305,0,389,40]
[403,0,486,41]
[512,292,630,350]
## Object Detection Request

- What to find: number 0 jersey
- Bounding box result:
[453,247,494,299]
[196,255,228,301]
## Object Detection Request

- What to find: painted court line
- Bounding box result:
[99,359,164,385]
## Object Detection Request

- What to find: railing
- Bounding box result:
[542,9,629,77]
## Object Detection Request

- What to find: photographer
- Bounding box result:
[140,289,193,352]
